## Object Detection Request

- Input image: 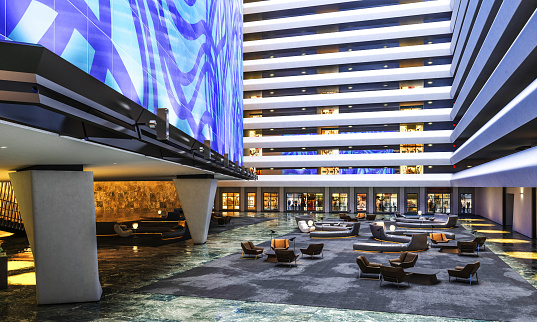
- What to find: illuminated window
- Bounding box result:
[247,193,256,210]
[222,193,239,210]
[376,193,398,213]
[263,193,278,211]
[407,193,418,213]
[460,193,472,214]
[331,193,348,212]
[427,193,451,214]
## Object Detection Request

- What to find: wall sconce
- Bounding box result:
[520,188,524,195]
[132,222,139,238]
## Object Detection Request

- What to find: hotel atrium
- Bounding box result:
[1,0,537,321]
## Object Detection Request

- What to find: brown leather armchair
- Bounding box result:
[458,241,478,256]
[240,241,264,259]
[356,256,382,279]
[473,236,486,251]
[275,249,299,267]
[448,261,480,284]
[389,252,418,268]
[271,239,289,251]
[430,233,450,244]
[380,266,411,288]
[300,243,324,259]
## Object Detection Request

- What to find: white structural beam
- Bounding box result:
[244,1,451,34]
[244,43,451,72]
[244,21,451,53]
[244,108,452,130]
[243,152,452,168]
[244,130,452,149]
[244,86,452,110]
[244,65,451,91]
[219,174,453,187]
[245,0,374,15]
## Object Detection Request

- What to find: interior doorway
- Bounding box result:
[505,193,514,226]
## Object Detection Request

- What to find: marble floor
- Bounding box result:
[0,212,535,321]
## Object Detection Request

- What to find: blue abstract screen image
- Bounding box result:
[0,0,243,163]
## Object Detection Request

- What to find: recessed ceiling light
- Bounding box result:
[427,81,433,84]
[270,168,274,170]
[428,144,433,147]
[269,91,274,94]
[348,67,353,71]
[383,124,388,126]
[384,103,388,106]
[384,146,388,148]
[0,146,6,149]
[348,49,352,51]
[302,167,306,169]
[428,41,433,44]
[113,162,118,165]
[270,109,274,112]
[348,166,352,169]
[301,53,306,56]
[428,166,433,168]
[270,73,274,77]
[301,89,306,92]
[301,107,306,110]
[270,128,274,131]
[348,146,353,149]
[383,46,387,48]
[467,166,472,168]
[428,122,433,125]
[348,105,353,108]
[348,86,353,89]
[270,148,274,151]
[302,147,306,150]
[383,65,388,68]
[427,61,433,64]
[301,127,306,130]
[427,101,433,104]
[383,84,388,87]
[348,125,353,128]
[301,71,306,74]
[270,55,274,58]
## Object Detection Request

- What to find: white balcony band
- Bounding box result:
[244,43,451,72]
[244,1,451,34]
[244,86,452,110]
[244,130,453,149]
[219,174,453,187]
[244,21,451,53]
[244,65,451,92]
[243,152,452,168]
[244,108,453,130]
[245,0,377,15]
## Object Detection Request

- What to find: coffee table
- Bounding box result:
[264,250,277,263]
[439,241,458,253]
[406,267,441,285]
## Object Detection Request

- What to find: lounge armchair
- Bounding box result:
[389,252,418,268]
[340,213,357,222]
[448,261,480,284]
[114,224,133,237]
[458,241,478,256]
[380,266,410,288]
[271,238,289,251]
[275,249,299,267]
[355,213,366,220]
[300,243,324,259]
[241,241,264,259]
[366,214,377,221]
[474,236,486,251]
[298,220,315,233]
[356,256,382,279]
[430,233,451,244]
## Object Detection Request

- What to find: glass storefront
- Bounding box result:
[286,193,323,212]
[247,192,256,210]
[356,193,367,212]
[460,193,472,214]
[331,193,348,212]
[264,193,278,211]
[427,193,451,213]
[222,192,239,210]
[407,193,418,213]
[376,193,398,213]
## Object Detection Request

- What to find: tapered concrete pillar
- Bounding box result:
[9,169,102,305]
[173,175,218,244]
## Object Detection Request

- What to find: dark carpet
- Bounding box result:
[140,222,537,321]
[208,216,275,234]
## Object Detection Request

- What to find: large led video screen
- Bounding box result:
[0,0,243,163]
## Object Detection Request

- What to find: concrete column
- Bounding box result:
[9,170,102,305]
[368,187,374,213]
[349,187,355,213]
[452,187,459,214]
[324,187,330,213]
[239,187,245,212]
[278,187,285,212]
[256,187,262,212]
[419,187,426,214]
[399,187,405,214]
[173,176,218,244]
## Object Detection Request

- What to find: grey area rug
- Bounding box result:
[208,216,275,234]
[140,222,537,321]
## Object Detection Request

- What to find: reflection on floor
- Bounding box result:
[0,212,535,321]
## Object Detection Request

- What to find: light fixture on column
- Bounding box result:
[132,222,139,238]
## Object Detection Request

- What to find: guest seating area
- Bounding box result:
[310,222,360,238]
[241,241,264,259]
[300,243,324,259]
[352,233,428,252]
[448,262,480,285]
[396,215,459,229]
[389,252,418,268]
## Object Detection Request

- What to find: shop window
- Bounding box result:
[427,193,451,214]
[332,193,348,212]
[307,193,323,211]
[400,165,423,174]
[248,130,262,157]
[321,167,339,175]
[356,193,367,212]
[263,192,278,211]
[247,192,256,211]
[460,193,472,214]
[222,193,239,210]
[376,193,398,213]
[286,193,323,212]
[407,193,418,213]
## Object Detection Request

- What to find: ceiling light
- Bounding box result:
[302,167,306,169]
[348,105,353,108]
[348,49,352,51]
[270,148,274,151]
[113,163,118,165]
[270,128,274,131]
[348,125,353,128]
[428,122,433,125]
[348,167,352,169]
[383,146,388,148]
[427,61,433,65]
[269,91,274,94]
[270,73,274,77]
[270,55,274,58]
[0,146,6,149]
[428,144,433,147]
[301,89,306,92]
[428,41,433,44]
[428,166,433,168]
[270,109,274,112]
[348,86,353,89]
[383,46,387,48]
[383,84,388,87]
[467,165,472,168]
[301,108,306,110]
[270,168,274,170]
[301,53,306,56]
[348,67,353,71]
[383,65,388,68]
[383,103,388,107]
[348,146,353,149]
[427,81,433,84]
[301,71,306,74]
[383,124,388,126]
[427,101,433,104]
[301,147,306,150]
[301,127,306,130]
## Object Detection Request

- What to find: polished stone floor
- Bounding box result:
[0,212,536,321]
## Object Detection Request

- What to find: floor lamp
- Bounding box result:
[270,230,275,249]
